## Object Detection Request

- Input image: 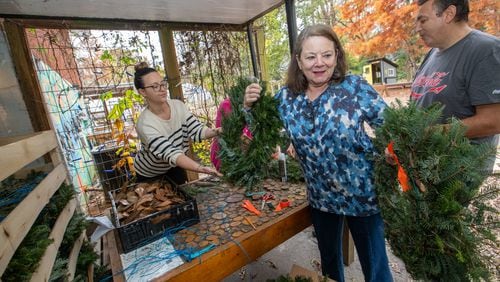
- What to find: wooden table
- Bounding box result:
[106,178,354,282]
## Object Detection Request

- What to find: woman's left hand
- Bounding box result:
[243,83,262,109]
[207,127,223,138]
[215,127,223,135]
[198,165,223,177]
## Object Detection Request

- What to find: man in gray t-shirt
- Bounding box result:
[412,0,500,170]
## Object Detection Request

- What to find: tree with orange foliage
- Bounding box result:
[334,0,498,80]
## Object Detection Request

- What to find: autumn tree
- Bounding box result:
[334,0,499,80]
[335,0,422,80]
[469,0,499,36]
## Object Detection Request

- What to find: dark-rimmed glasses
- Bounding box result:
[144,80,168,91]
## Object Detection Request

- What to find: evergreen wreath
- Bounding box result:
[217,77,284,191]
[373,101,498,281]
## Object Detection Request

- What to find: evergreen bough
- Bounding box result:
[2,183,76,281]
[373,101,498,281]
[218,77,284,191]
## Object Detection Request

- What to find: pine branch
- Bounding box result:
[374,101,497,281]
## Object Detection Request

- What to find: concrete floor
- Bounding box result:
[223,226,413,282]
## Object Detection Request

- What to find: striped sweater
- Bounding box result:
[134,99,207,178]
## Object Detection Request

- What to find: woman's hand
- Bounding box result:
[197,164,223,177]
[243,83,262,109]
[214,127,223,136]
[206,127,223,139]
[286,144,296,159]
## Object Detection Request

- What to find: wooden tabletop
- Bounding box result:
[106,177,354,281]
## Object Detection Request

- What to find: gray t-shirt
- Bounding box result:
[411,30,500,145]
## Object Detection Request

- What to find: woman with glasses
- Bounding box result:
[244,25,392,282]
[133,62,222,185]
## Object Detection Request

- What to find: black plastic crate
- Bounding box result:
[91,146,127,199]
[109,181,200,253]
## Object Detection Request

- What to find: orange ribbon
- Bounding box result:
[387,141,411,192]
[242,200,261,215]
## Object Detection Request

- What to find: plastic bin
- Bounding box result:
[109,181,200,253]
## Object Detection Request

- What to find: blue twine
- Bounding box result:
[0,174,47,213]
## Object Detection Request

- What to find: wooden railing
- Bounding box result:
[0,130,85,280]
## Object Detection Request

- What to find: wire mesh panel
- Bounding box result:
[25,28,162,214]
[24,26,256,215]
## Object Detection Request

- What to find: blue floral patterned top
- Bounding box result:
[275,75,387,216]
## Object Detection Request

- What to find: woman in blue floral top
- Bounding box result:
[244,24,393,282]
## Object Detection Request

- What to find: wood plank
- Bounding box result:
[0,130,58,182]
[154,203,312,282]
[0,163,66,276]
[30,199,77,282]
[5,18,246,32]
[342,223,355,265]
[88,264,94,282]
[101,232,110,269]
[67,232,86,281]
[105,231,126,282]
[0,132,41,146]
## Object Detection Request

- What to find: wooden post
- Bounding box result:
[254,26,269,83]
[159,26,184,101]
[3,21,66,173]
[342,222,355,265]
[159,26,199,181]
[2,20,51,132]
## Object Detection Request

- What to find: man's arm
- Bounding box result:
[461,103,500,138]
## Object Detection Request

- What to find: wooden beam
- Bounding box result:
[67,232,86,281]
[0,163,66,276]
[0,130,58,182]
[30,199,77,282]
[154,203,312,282]
[4,18,246,32]
[3,20,52,132]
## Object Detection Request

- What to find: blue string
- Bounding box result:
[0,174,47,214]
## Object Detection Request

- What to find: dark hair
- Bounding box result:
[286,24,348,94]
[418,0,469,22]
[134,62,157,89]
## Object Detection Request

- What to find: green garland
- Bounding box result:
[2,183,75,281]
[218,77,284,191]
[373,101,498,281]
